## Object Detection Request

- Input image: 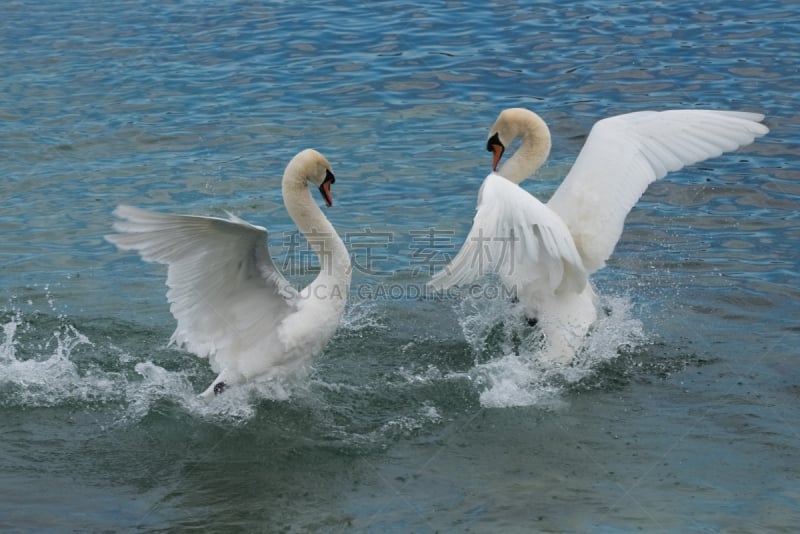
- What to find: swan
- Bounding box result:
[106,149,351,397]
[429,108,768,363]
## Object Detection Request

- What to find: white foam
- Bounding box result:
[0,287,647,424]
[339,300,387,333]
[0,306,294,422]
[373,401,444,440]
[0,312,119,407]
[455,292,647,408]
[123,360,321,424]
[473,353,568,409]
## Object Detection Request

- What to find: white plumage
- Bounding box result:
[107,149,351,397]
[430,108,768,363]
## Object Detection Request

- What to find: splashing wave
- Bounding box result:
[453,291,647,408]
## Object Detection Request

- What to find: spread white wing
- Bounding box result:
[429,172,588,296]
[106,205,299,373]
[547,110,769,272]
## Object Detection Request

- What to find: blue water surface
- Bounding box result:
[1,0,798,531]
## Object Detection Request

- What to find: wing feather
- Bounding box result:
[547,110,768,272]
[106,205,298,373]
[429,173,588,296]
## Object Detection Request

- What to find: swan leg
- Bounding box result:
[510,290,538,326]
[199,379,227,399]
[199,369,238,398]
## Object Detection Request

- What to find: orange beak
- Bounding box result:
[491,143,504,172]
[318,170,335,207]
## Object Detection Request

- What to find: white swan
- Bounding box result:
[429,108,768,363]
[106,149,351,397]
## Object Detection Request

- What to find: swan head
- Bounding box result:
[486,108,552,184]
[285,148,337,207]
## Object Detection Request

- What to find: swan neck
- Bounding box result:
[498,114,552,184]
[282,172,351,290]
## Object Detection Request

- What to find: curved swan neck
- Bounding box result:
[282,161,351,286]
[494,109,552,184]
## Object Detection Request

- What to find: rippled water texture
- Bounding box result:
[1,0,798,531]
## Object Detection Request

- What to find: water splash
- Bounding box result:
[0,287,645,432]
[0,310,120,407]
[339,299,388,333]
[0,292,395,427]
[376,402,443,440]
[118,300,391,423]
[0,309,229,422]
[454,292,647,408]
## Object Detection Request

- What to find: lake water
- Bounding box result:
[1,0,798,531]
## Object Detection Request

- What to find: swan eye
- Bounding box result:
[318,170,335,207]
[486,132,503,152]
[487,133,505,171]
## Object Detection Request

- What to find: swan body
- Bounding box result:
[430,108,768,363]
[107,149,351,396]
